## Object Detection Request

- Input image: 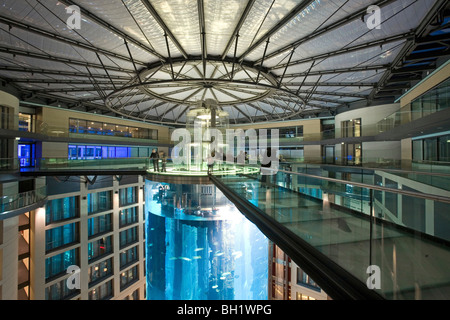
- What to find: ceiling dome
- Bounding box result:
[0,0,448,124]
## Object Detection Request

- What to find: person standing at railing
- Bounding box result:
[160,152,167,172]
[207,151,215,175]
[150,149,160,172]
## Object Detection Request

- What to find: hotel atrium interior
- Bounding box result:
[0,0,450,302]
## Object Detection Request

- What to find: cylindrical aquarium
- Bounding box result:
[183,99,230,172]
[145,179,268,300]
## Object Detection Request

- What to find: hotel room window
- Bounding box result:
[45,196,79,225]
[87,191,113,214]
[88,213,113,238]
[119,187,137,207]
[45,249,79,280]
[45,223,79,252]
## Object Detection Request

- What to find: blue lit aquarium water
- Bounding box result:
[145,179,268,300]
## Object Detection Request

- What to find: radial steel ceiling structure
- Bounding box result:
[0,0,449,125]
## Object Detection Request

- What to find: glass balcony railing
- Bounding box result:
[277,160,450,192]
[211,165,450,300]
[0,158,20,171]
[0,186,47,215]
[33,157,150,171]
[1,112,170,144]
[370,77,450,133]
[28,157,260,176]
[25,155,450,195]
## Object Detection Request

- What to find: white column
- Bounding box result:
[112,177,121,298]
[79,179,89,300]
[1,216,19,299]
[30,207,46,300]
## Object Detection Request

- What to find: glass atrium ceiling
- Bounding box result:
[0,0,448,124]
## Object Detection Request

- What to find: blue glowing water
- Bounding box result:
[145,180,268,300]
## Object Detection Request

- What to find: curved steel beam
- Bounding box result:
[105,78,304,106]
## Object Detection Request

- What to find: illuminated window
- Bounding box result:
[88,279,113,300]
[296,292,316,300]
[341,118,361,138]
[18,143,35,167]
[88,258,113,285]
[88,236,113,262]
[120,265,139,290]
[18,113,33,132]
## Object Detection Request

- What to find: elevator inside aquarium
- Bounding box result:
[145,178,268,300]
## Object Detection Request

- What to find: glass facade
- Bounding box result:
[45,278,80,300]
[69,144,161,160]
[45,249,79,280]
[88,214,113,238]
[69,118,158,139]
[411,78,450,121]
[0,105,11,130]
[279,126,303,138]
[119,226,138,249]
[87,191,113,214]
[41,183,143,299]
[88,258,113,286]
[45,197,79,225]
[18,113,33,132]
[119,187,137,207]
[120,246,139,269]
[88,279,114,300]
[120,265,139,290]
[412,133,450,162]
[45,223,79,252]
[88,236,113,262]
[15,0,450,301]
[119,206,138,227]
[68,145,131,160]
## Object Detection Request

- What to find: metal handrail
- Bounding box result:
[217,161,450,202]
[212,165,450,299]
[261,167,450,204]
[210,174,384,300]
[280,160,450,178]
[0,186,47,214]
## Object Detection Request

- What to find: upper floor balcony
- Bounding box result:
[0,186,47,220]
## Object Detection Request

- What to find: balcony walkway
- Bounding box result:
[210,168,450,300]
